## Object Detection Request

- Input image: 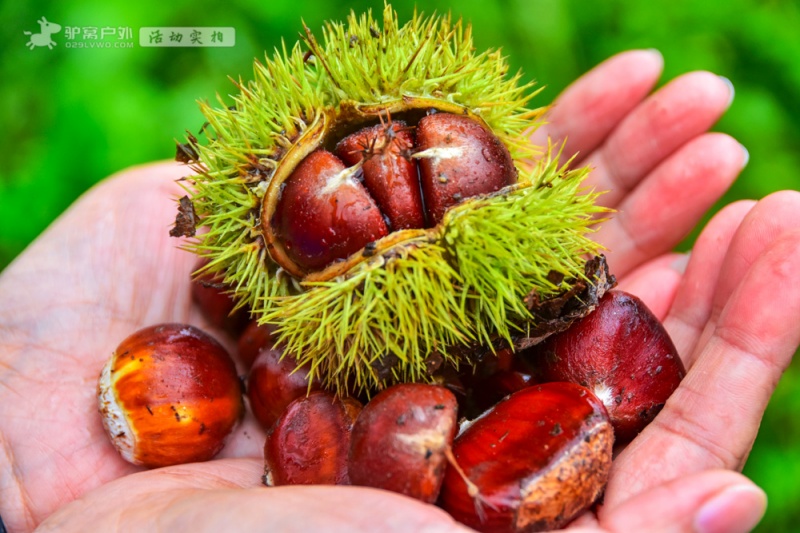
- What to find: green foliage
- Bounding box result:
[2,0,799,529]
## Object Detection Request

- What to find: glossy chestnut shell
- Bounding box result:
[263,99,516,280]
[348,383,458,503]
[439,382,613,533]
[530,290,686,441]
[97,323,243,468]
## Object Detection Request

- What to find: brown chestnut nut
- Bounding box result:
[263,392,362,486]
[98,323,243,468]
[190,259,249,336]
[468,369,534,416]
[270,113,519,274]
[335,120,425,230]
[348,383,458,503]
[530,290,686,441]
[439,382,613,533]
[273,149,389,271]
[415,113,516,225]
[237,319,275,369]
[247,346,322,430]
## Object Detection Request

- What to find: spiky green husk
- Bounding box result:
[177,4,608,393]
[270,151,606,392]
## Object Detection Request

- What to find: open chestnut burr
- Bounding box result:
[171,7,609,395]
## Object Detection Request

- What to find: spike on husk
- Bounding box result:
[172,4,612,394]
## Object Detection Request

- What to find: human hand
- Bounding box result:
[2,50,798,532]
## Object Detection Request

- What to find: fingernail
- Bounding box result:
[671,253,691,274]
[694,484,767,533]
[719,76,735,108]
[644,48,664,65]
[739,143,750,169]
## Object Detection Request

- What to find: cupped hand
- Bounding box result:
[1,50,798,532]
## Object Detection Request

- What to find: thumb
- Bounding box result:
[599,469,766,533]
[36,459,473,533]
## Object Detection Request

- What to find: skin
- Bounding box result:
[1,49,798,532]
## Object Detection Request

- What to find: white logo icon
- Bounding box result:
[24,17,62,50]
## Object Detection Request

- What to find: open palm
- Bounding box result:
[2,50,799,533]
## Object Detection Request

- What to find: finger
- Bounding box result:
[692,190,800,354]
[37,459,471,533]
[530,49,664,161]
[583,71,734,209]
[606,229,800,506]
[614,252,687,321]
[160,487,471,533]
[663,200,756,365]
[598,470,766,533]
[594,133,746,276]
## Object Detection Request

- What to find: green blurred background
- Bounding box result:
[3,0,799,529]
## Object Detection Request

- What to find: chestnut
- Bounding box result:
[263,392,362,486]
[348,383,458,503]
[273,149,389,271]
[530,290,686,441]
[190,259,249,336]
[237,319,275,369]
[415,113,516,225]
[246,346,321,430]
[335,120,425,230]
[97,323,243,468]
[467,369,535,416]
[439,382,613,533]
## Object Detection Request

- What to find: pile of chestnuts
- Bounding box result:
[92,8,691,531]
[99,112,686,532]
[98,255,684,533]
